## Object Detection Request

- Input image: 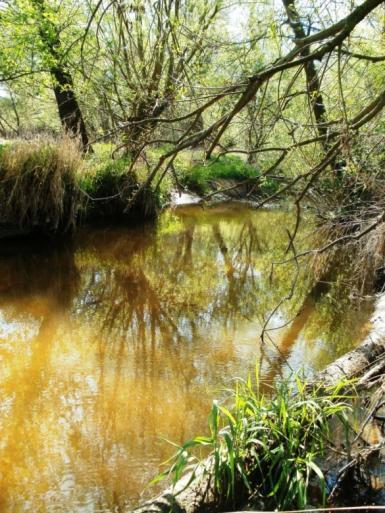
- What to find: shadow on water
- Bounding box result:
[0,238,79,308]
[0,204,375,512]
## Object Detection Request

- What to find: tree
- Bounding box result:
[81,0,221,155]
[121,0,385,210]
[0,0,90,149]
[282,0,345,176]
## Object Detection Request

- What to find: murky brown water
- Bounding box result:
[0,204,374,512]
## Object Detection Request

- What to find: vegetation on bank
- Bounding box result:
[154,371,352,511]
[1,0,385,506]
[1,0,385,263]
[0,139,280,235]
[0,137,81,233]
[179,155,280,196]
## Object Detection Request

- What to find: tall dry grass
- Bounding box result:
[0,136,82,233]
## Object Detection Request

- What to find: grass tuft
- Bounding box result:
[0,136,81,233]
[154,370,352,510]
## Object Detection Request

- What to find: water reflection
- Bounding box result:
[0,204,373,511]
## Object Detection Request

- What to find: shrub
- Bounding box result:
[79,156,158,220]
[79,156,131,198]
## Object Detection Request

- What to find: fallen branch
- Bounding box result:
[317,294,385,386]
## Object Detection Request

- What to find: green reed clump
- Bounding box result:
[0,136,82,233]
[154,371,351,510]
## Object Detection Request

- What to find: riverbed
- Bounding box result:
[0,203,374,512]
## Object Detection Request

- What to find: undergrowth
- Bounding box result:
[79,155,131,198]
[154,370,352,511]
[179,155,279,196]
[79,152,159,219]
[0,138,160,230]
[0,141,282,232]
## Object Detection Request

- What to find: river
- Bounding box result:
[0,203,374,512]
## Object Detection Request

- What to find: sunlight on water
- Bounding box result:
[0,204,373,511]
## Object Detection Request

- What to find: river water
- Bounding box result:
[0,204,374,512]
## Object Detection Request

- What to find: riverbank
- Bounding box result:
[2,139,385,512]
[0,137,281,240]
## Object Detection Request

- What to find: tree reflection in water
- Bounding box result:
[0,205,373,512]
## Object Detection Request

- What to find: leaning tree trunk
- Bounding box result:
[51,66,90,150]
[32,0,90,151]
[282,0,343,176]
[282,0,328,140]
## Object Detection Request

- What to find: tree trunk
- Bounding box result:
[32,0,90,151]
[123,97,169,156]
[51,66,90,150]
[282,0,328,140]
[317,294,385,386]
[282,0,343,176]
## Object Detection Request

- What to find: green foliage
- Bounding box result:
[79,156,131,198]
[78,152,159,220]
[180,155,278,196]
[180,155,255,193]
[154,370,352,510]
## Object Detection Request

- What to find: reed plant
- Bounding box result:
[154,371,352,510]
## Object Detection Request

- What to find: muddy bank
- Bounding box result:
[0,192,157,241]
[0,137,278,241]
[0,138,161,240]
